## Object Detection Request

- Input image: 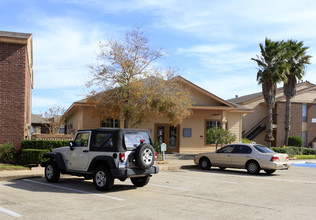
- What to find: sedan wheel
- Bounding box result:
[247,161,260,174]
[199,157,211,170]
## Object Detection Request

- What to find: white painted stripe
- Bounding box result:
[0,206,21,218]
[150,183,191,191]
[23,179,124,201]
[161,173,239,185]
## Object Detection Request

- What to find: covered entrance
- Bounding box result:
[154,124,179,152]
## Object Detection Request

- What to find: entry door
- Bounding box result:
[155,124,179,152]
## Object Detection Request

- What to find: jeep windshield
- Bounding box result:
[124,131,151,149]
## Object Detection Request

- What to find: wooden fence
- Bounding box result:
[31,134,73,141]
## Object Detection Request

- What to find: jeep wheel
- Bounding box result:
[135,144,155,169]
[131,176,150,187]
[93,166,114,191]
[45,161,60,183]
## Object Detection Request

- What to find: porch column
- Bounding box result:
[222,111,227,130]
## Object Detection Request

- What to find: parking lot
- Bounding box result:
[1,166,316,220]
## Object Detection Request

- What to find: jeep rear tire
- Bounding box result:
[135,144,155,169]
[45,161,60,183]
[93,166,114,191]
[131,176,150,187]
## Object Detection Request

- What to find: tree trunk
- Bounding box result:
[284,95,291,146]
[265,103,274,148]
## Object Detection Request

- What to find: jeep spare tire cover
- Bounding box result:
[135,144,155,169]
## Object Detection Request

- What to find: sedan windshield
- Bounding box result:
[254,145,275,153]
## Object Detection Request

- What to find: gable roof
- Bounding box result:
[228,81,315,105]
[64,76,252,117]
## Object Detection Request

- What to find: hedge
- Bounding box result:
[21,149,50,165]
[21,140,70,150]
[288,136,303,147]
[271,146,315,156]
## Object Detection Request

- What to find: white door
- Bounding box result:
[67,131,91,171]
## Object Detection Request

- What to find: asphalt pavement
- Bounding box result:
[0,159,315,182]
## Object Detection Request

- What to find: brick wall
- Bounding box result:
[307,104,316,146]
[276,102,302,147]
[0,42,27,149]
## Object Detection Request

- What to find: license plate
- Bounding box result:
[283,164,287,169]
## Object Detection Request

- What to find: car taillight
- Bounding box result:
[270,156,279,162]
[119,153,125,162]
[155,152,157,159]
[286,156,289,161]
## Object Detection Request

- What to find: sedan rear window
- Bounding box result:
[124,131,150,148]
[254,145,275,153]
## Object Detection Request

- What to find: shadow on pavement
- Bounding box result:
[180,165,282,177]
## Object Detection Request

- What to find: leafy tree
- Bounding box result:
[252,38,288,147]
[87,28,192,128]
[283,40,311,146]
[206,127,236,150]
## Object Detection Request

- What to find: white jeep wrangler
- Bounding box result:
[41,128,159,191]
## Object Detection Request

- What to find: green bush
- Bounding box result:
[21,149,50,165]
[21,140,70,150]
[242,138,253,144]
[0,142,16,164]
[271,146,315,156]
[153,140,161,154]
[288,136,303,147]
[271,147,287,154]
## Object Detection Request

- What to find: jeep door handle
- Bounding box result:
[83,150,89,153]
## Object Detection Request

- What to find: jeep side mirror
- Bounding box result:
[69,141,75,150]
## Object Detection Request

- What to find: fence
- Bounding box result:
[31,134,73,141]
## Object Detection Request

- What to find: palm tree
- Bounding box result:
[252,38,288,147]
[283,40,311,146]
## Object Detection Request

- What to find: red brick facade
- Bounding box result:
[307,104,316,146]
[0,32,32,149]
[276,102,302,147]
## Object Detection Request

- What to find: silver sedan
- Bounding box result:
[194,144,291,174]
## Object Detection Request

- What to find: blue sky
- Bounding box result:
[1,0,316,114]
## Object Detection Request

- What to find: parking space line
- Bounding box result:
[161,173,239,185]
[150,183,191,191]
[0,206,21,218]
[23,179,124,201]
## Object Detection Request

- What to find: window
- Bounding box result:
[90,131,114,151]
[205,120,221,145]
[206,120,221,130]
[101,118,120,128]
[302,131,307,147]
[217,145,234,153]
[232,145,252,154]
[124,131,150,149]
[254,145,275,153]
[302,104,307,122]
[74,132,90,147]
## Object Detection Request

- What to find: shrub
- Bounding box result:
[242,138,253,144]
[21,149,50,165]
[153,140,162,154]
[0,142,16,164]
[21,140,70,150]
[271,147,286,154]
[288,136,303,147]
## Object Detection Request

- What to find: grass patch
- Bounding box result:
[0,164,30,171]
[293,155,316,160]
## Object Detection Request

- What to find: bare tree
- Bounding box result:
[42,105,66,134]
[87,28,193,128]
